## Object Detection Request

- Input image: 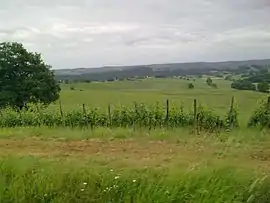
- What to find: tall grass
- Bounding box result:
[0,157,269,203]
[0,101,238,131]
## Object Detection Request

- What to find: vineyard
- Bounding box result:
[0,96,269,131]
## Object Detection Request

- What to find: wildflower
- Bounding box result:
[81,189,85,192]
[110,169,114,172]
[83,182,87,186]
[114,176,119,180]
[133,179,137,183]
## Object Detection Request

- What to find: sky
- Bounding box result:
[0,0,270,69]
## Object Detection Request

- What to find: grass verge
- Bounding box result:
[0,156,269,203]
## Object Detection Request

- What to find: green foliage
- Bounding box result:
[242,72,270,83]
[231,80,256,91]
[206,77,213,86]
[224,75,233,81]
[257,82,269,93]
[248,97,270,128]
[188,83,194,89]
[0,42,61,110]
[70,86,76,91]
[0,102,236,131]
[211,83,218,88]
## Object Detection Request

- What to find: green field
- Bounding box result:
[1,78,270,202]
[58,78,266,124]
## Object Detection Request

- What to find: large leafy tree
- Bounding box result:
[0,42,61,110]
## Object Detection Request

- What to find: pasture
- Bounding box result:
[58,78,265,125]
[1,78,270,202]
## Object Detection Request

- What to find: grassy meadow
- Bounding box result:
[1,78,270,202]
[58,78,266,125]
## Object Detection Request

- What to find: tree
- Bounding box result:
[188,83,194,89]
[0,42,61,110]
[206,77,212,86]
[225,75,233,81]
[257,82,269,93]
[231,80,256,91]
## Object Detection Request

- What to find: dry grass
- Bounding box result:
[1,135,270,172]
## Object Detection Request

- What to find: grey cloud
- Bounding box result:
[0,0,269,68]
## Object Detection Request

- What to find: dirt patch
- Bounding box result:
[0,138,210,167]
[0,138,270,170]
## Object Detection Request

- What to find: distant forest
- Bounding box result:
[54,59,270,83]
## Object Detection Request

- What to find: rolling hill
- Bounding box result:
[54,58,270,81]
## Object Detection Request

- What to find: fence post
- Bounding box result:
[166,99,169,128]
[36,105,41,126]
[193,99,197,135]
[229,96,235,128]
[108,104,112,127]
[133,102,138,131]
[82,104,89,128]
[59,100,63,117]
[82,104,86,115]
[59,100,64,126]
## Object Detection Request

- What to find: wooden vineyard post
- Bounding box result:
[193,99,197,135]
[58,100,64,127]
[108,104,112,128]
[82,104,86,115]
[229,96,235,129]
[166,99,169,129]
[82,104,88,128]
[36,105,41,127]
[133,102,138,131]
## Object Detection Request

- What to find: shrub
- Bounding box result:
[188,83,194,89]
[70,86,76,91]
[206,77,213,86]
[211,83,218,88]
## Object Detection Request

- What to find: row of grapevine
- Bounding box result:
[248,97,270,129]
[0,99,239,132]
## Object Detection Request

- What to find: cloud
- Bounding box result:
[0,0,269,68]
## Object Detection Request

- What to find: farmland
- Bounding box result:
[1,77,270,202]
[58,78,265,123]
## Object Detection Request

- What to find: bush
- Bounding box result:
[211,83,218,88]
[188,83,194,89]
[206,77,213,86]
[70,86,76,91]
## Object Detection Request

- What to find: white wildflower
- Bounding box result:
[133,179,137,183]
[114,176,119,180]
[110,169,114,172]
[81,189,85,192]
[83,182,87,185]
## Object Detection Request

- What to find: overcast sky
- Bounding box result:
[0,0,269,69]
